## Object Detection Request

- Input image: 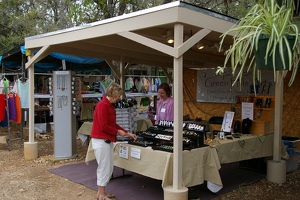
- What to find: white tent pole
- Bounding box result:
[28,58,35,144]
[120,56,125,97]
[24,55,38,160]
[173,23,184,190]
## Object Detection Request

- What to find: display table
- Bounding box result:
[85,142,222,188]
[77,121,93,136]
[84,133,288,193]
[208,133,288,164]
[77,118,153,136]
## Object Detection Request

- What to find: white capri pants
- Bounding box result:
[92,138,114,186]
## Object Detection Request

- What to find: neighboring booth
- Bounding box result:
[1,44,106,73]
[23,1,287,199]
[0,45,111,154]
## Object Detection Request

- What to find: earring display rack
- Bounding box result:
[52,71,77,158]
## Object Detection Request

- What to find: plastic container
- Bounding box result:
[34,123,47,134]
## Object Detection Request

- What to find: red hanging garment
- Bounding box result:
[0,94,5,121]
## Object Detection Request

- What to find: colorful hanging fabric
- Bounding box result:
[15,93,22,124]
[17,79,29,108]
[0,94,5,121]
[3,79,9,94]
[0,79,4,94]
[0,108,8,127]
[143,78,149,93]
[155,77,161,91]
[125,77,134,91]
[135,78,143,93]
[8,92,17,121]
[100,77,114,95]
[151,78,155,92]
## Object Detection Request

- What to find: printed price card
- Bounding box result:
[130,147,141,159]
[119,144,129,159]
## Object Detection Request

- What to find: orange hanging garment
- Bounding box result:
[15,93,22,124]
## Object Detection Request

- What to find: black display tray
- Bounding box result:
[152,145,174,152]
[152,144,208,152]
[140,133,173,141]
[128,140,154,147]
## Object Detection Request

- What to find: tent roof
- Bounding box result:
[25,1,237,70]
[0,45,109,73]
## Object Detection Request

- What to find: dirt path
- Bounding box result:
[0,134,97,200]
[1,131,300,200]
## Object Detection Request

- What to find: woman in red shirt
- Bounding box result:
[90,83,137,200]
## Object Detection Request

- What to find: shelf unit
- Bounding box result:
[234,96,275,135]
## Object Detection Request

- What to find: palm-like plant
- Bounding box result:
[216,0,299,88]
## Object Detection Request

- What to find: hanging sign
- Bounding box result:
[196,68,275,103]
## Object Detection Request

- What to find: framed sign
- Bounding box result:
[196,68,275,103]
[242,102,254,120]
[221,111,235,132]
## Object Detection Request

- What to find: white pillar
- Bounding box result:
[120,56,125,97]
[24,59,38,160]
[163,23,188,200]
[267,70,286,183]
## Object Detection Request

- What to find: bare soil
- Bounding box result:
[0,127,300,200]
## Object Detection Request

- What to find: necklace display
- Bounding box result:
[57,95,68,109]
[56,75,67,91]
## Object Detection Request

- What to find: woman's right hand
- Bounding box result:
[118,130,127,137]
[127,132,137,141]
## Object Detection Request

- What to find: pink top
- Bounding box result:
[155,97,174,124]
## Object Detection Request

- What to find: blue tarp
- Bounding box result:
[1,46,109,73]
[20,46,103,65]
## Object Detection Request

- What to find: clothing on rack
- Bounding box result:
[99,77,114,95]
[155,78,161,92]
[142,77,149,93]
[151,78,156,92]
[125,77,134,91]
[135,78,143,93]
[17,79,29,108]
[3,79,10,94]
[124,76,163,93]
[15,93,22,124]
[0,78,10,94]
[0,94,5,121]
[0,109,8,127]
[8,92,17,121]
[0,80,4,94]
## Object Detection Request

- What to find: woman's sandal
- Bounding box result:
[100,194,115,200]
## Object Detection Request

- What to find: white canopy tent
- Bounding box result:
[24,1,262,199]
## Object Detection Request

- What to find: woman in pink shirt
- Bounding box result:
[90,83,137,200]
[155,83,174,124]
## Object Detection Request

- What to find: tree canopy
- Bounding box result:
[0,0,281,54]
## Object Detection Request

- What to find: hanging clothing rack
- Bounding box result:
[0,76,24,150]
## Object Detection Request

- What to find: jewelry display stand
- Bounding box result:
[52,71,78,158]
